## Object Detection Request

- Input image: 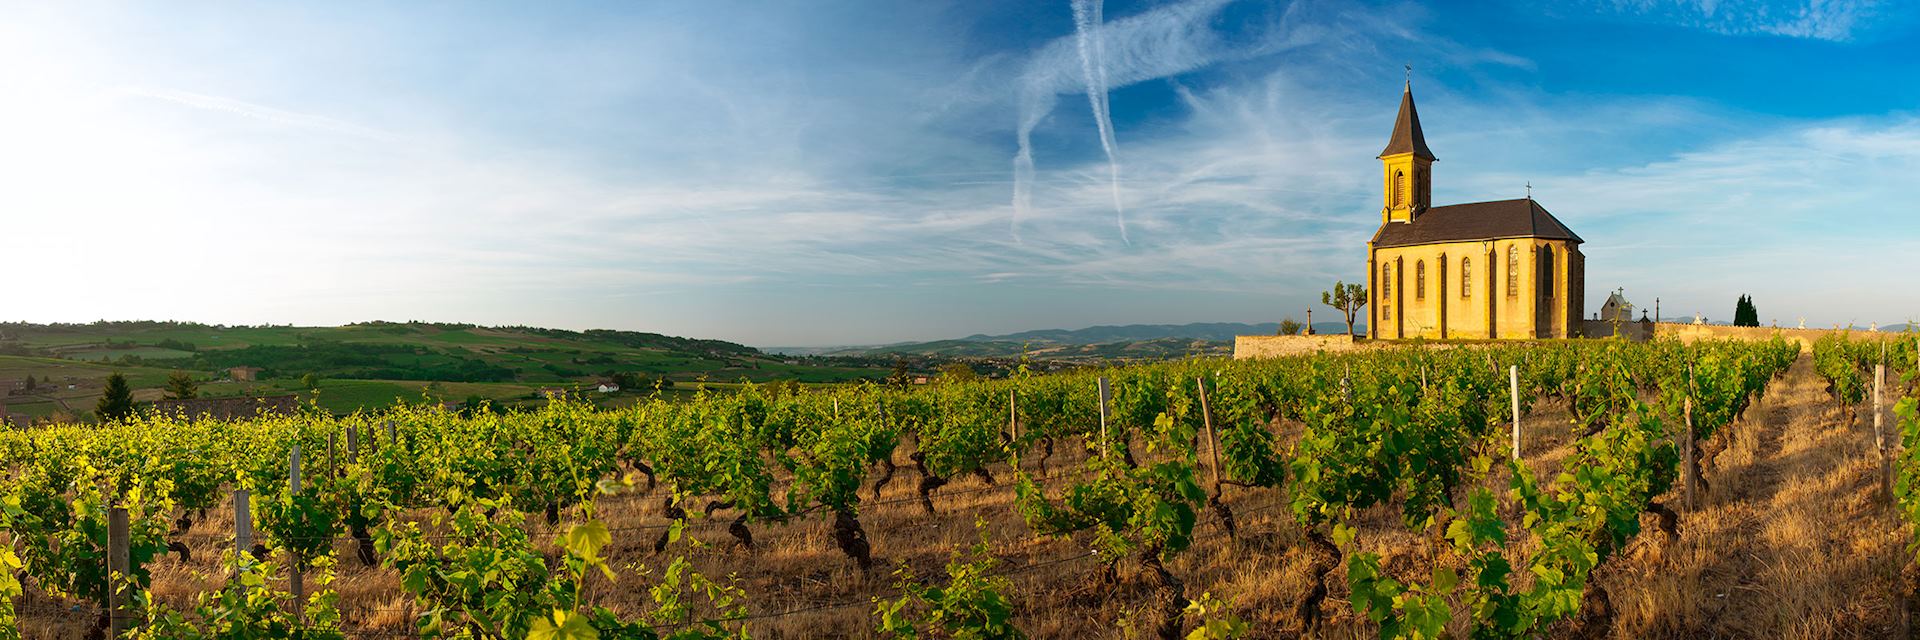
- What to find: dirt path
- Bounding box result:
[1606,352,1907,639]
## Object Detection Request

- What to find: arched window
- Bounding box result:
[1382,263,1391,297]
[1415,260,1426,299]
[1460,257,1472,298]
[1506,246,1520,297]
[1393,170,1406,208]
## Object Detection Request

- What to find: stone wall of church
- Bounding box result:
[1369,238,1581,341]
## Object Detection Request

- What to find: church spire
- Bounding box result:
[1378,73,1436,224]
[1378,82,1436,161]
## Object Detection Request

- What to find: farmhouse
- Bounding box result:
[1367,81,1585,340]
[228,366,264,381]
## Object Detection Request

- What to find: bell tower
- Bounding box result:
[1379,74,1435,224]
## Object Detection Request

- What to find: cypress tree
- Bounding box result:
[1732,295,1760,327]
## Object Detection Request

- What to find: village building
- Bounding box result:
[1367,80,1586,340]
[0,400,25,428]
[228,366,264,381]
[1599,290,1633,322]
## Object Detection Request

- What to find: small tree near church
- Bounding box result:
[1321,281,1368,337]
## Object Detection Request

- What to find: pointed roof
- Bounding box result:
[1369,198,1582,248]
[1378,84,1436,161]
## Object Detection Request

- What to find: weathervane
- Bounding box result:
[1405,63,1412,87]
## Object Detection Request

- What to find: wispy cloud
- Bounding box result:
[1589,0,1897,41]
[118,87,394,142]
[1009,0,1348,242]
[1458,112,1920,321]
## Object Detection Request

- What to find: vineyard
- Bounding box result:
[5,334,1919,639]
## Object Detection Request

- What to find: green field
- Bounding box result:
[0,321,890,422]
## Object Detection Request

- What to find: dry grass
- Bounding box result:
[1604,353,1907,639]
[15,354,1912,639]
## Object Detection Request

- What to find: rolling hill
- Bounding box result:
[0,321,887,420]
[803,321,1366,361]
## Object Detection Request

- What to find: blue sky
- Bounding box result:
[2,0,1916,345]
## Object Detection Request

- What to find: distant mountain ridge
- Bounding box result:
[957,321,1363,345]
[960,323,1271,344]
[805,321,1367,361]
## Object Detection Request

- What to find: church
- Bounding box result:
[1367,82,1585,340]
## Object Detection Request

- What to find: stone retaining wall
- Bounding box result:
[1651,322,1913,351]
[1232,334,1358,359]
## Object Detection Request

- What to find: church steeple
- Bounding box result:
[1379,81,1436,161]
[1379,75,1435,224]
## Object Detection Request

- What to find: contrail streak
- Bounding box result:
[1071,0,1129,245]
[1010,0,1320,242]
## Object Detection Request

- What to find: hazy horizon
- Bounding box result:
[4,1,1917,345]
[17,315,1916,350]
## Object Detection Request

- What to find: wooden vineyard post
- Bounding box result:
[1006,389,1020,472]
[1683,396,1696,511]
[1008,388,1018,446]
[1097,377,1112,460]
[346,426,359,465]
[1509,365,1521,460]
[107,506,132,637]
[1876,363,1889,502]
[385,421,397,447]
[1197,377,1221,490]
[233,489,253,593]
[288,445,305,621]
